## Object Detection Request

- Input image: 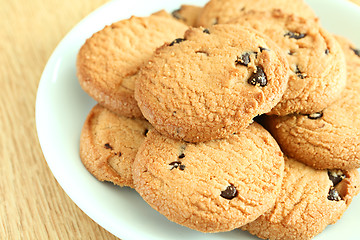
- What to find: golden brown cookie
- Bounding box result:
[133,123,285,233]
[77,15,188,118]
[334,35,360,67]
[196,0,316,27]
[135,24,289,142]
[241,156,360,240]
[265,62,360,170]
[229,10,347,115]
[171,5,203,26]
[80,104,152,188]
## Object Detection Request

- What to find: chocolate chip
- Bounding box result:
[325,49,330,55]
[259,46,270,52]
[171,9,183,20]
[328,188,341,201]
[288,50,295,55]
[104,143,113,150]
[307,112,323,119]
[143,129,149,136]
[178,153,185,159]
[220,184,237,200]
[203,28,210,34]
[169,38,186,46]
[169,161,185,170]
[248,66,267,87]
[284,31,306,40]
[235,53,251,66]
[351,47,360,57]
[169,161,181,169]
[328,170,345,186]
[295,65,306,79]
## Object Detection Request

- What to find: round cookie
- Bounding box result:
[135,24,289,142]
[229,10,347,115]
[196,0,316,27]
[133,123,285,233]
[77,15,188,118]
[241,156,360,240]
[80,104,152,188]
[265,63,360,170]
[334,35,360,67]
[171,5,203,27]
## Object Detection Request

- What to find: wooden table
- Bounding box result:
[1,0,359,239]
[1,0,117,239]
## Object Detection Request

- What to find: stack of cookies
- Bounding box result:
[76,0,360,239]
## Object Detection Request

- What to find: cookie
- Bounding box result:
[80,104,152,188]
[229,10,347,115]
[171,5,203,26]
[133,122,284,232]
[265,62,360,170]
[77,15,188,118]
[241,156,360,240]
[196,0,316,28]
[135,24,289,142]
[334,35,360,67]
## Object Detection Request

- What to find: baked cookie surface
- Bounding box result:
[133,123,284,232]
[77,15,188,118]
[230,10,347,115]
[135,24,289,142]
[241,156,360,240]
[171,5,203,27]
[80,104,152,188]
[265,62,360,170]
[196,0,316,27]
[334,35,360,67]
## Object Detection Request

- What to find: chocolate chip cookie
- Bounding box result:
[265,62,360,169]
[171,5,203,26]
[334,35,360,67]
[135,24,289,142]
[196,0,316,27]
[77,15,188,118]
[80,104,152,187]
[241,156,360,240]
[133,122,284,232]
[229,10,347,115]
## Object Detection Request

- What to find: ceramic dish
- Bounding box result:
[36,0,360,239]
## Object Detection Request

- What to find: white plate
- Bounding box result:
[36,0,360,239]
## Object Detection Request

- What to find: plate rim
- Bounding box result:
[35,0,360,239]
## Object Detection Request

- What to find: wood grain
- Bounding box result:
[0,0,118,239]
[1,0,359,239]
